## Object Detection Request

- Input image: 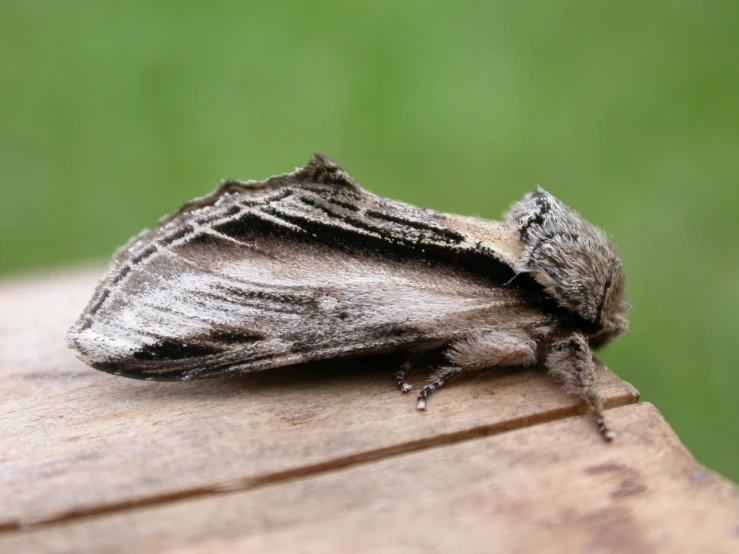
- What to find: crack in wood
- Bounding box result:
[1,394,637,534]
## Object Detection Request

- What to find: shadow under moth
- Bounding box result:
[68,154,629,440]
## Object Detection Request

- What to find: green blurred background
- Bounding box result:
[1,2,736,481]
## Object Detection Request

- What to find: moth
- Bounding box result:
[68,154,629,440]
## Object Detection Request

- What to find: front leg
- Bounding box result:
[546,333,614,441]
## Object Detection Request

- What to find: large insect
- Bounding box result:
[68,155,629,440]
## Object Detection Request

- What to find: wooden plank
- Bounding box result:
[2,403,737,553]
[0,269,638,528]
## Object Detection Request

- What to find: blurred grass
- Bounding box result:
[1,2,737,482]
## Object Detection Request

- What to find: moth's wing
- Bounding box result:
[69,155,548,380]
[111,154,355,263]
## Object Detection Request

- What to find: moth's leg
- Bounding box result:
[396,351,423,393]
[396,341,447,394]
[416,367,461,410]
[416,330,538,410]
[546,333,614,441]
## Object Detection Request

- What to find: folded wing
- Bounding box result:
[68,156,550,380]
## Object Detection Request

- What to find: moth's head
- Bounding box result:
[506,188,630,346]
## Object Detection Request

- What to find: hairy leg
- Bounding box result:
[546,333,614,441]
[416,330,537,410]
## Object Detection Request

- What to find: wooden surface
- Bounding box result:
[1,268,737,553]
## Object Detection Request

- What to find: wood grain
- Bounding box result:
[3,403,738,553]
